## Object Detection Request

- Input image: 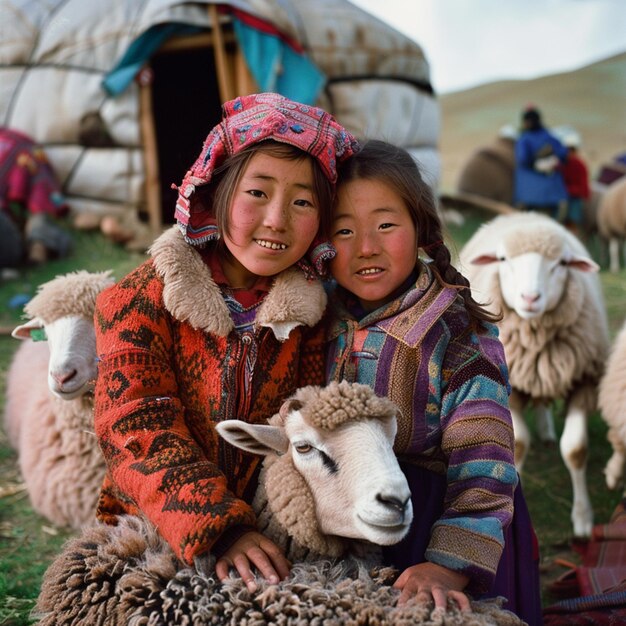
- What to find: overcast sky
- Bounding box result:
[350,0,626,93]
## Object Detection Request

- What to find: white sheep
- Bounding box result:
[35,381,522,625]
[3,270,114,528]
[597,176,626,273]
[599,318,626,491]
[459,212,610,538]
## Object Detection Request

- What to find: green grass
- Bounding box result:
[0,217,625,622]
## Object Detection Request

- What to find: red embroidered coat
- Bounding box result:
[94,227,327,565]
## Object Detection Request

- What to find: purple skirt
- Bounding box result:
[382,464,543,626]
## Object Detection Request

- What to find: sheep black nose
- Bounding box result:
[376,493,409,513]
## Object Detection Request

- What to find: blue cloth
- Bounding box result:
[514,128,568,207]
[102,17,325,105]
[231,17,325,104]
[102,23,202,95]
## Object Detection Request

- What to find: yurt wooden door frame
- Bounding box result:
[139,5,257,230]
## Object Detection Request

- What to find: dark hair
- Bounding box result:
[210,140,334,241]
[336,139,501,328]
[522,107,542,131]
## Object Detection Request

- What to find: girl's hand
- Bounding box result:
[215,531,291,592]
[393,561,471,610]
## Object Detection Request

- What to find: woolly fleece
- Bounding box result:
[24,270,114,323]
[281,380,399,431]
[257,381,400,559]
[4,271,113,527]
[36,515,524,626]
[35,382,523,624]
[460,212,609,401]
[150,226,327,338]
[599,318,626,458]
[597,177,626,240]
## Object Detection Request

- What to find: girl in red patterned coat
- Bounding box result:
[93,93,358,591]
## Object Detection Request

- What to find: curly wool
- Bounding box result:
[24,270,114,323]
[36,516,524,626]
[281,380,399,430]
[256,456,348,559]
[260,382,398,558]
[4,271,113,528]
[3,340,49,449]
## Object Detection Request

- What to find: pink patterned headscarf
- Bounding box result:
[173,93,359,277]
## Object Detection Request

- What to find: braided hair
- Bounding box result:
[336,139,501,328]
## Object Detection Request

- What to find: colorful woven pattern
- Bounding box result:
[94,256,326,565]
[326,264,517,594]
[175,93,359,245]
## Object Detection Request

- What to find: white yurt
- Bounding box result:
[0,0,439,242]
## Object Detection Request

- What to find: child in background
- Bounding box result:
[93,93,358,591]
[326,139,542,624]
[560,134,591,237]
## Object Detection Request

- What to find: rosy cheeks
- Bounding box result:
[330,179,418,311]
[220,153,319,288]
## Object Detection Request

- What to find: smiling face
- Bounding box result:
[221,152,320,288]
[330,178,418,311]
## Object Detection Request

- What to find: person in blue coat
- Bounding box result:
[513,107,568,221]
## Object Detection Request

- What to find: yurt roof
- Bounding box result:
[0,0,438,233]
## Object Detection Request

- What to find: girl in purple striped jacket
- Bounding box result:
[325,139,543,625]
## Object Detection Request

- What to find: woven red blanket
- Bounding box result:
[544,498,626,625]
[0,127,67,217]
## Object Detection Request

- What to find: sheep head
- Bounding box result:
[469,218,598,320]
[216,381,413,551]
[12,270,114,400]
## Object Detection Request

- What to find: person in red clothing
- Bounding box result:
[0,127,72,266]
[91,93,358,591]
[560,133,591,236]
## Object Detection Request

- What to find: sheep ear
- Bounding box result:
[564,255,599,273]
[12,318,45,340]
[216,421,289,456]
[470,253,500,265]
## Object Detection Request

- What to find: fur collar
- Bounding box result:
[149,227,326,340]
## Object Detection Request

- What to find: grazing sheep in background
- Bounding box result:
[597,177,626,272]
[456,126,516,205]
[459,213,610,538]
[35,382,523,625]
[3,270,114,528]
[599,319,626,491]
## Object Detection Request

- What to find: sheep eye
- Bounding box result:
[497,256,506,262]
[294,443,312,454]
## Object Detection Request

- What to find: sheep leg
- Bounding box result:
[560,403,593,538]
[605,427,626,491]
[509,390,530,473]
[535,402,557,444]
[609,238,620,273]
